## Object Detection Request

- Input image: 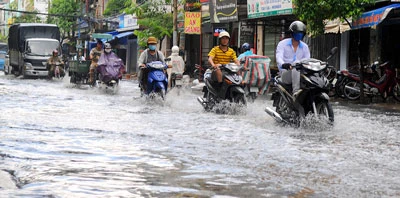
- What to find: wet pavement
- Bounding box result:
[0,72,400,197]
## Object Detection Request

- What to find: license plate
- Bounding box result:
[332,78,337,85]
[250,87,258,92]
[175,80,183,85]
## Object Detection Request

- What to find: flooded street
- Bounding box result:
[0,72,399,197]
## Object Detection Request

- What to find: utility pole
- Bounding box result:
[173,0,178,46]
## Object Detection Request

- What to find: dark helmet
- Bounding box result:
[289,21,306,34]
[52,50,58,56]
[242,43,250,51]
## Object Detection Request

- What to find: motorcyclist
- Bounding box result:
[167,45,185,88]
[237,43,255,61]
[46,49,65,79]
[137,36,166,92]
[208,31,240,89]
[276,20,310,100]
[89,40,104,83]
[97,43,126,84]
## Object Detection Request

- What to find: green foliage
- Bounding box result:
[125,0,173,48]
[104,0,132,17]
[48,0,79,38]
[0,34,7,42]
[294,0,375,36]
[13,12,42,23]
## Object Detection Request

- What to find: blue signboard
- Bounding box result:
[352,4,400,29]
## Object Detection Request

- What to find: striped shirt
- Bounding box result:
[208,46,237,65]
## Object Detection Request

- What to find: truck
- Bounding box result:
[5,23,61,77]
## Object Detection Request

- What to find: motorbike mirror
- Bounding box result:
[326,47,338,61]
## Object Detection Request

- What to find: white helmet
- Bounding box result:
[218,31,230,39]
[172,45,179,53]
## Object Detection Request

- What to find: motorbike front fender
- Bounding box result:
[316,92,330,101]
[230,86,245,94]
[156,81,166,90]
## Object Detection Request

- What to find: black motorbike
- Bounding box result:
[197,63,247,112]
[265,47,338,125]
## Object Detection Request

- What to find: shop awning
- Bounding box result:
[352,4,400,29]
[324,18,351,34]
[114,31,133,39]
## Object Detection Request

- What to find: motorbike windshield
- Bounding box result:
[26,40,60,56]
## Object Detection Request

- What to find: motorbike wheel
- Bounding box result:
[247,92,257,103]
[316,101,334,123]
[335,77,347,98]
[234,94,247,106]
[392,82,400,102]
[159,89,166,100]
[344,81,361,100]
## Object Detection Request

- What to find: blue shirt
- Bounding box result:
[276,38,310,71]
[238,50,255,61]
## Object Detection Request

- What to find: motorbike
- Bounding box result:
[343,61,400,101]
[265,47,338,125]
[47,61,65,79]
[140,60,170,99]
[171,72,184,88]
[197,63,247,112]
[334,62,382,98]
[96,55,125,94]
[241,55,272,103]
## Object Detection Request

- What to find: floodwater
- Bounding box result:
[0,72,399,197]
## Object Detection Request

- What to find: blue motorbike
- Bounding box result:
[141,60,170,99]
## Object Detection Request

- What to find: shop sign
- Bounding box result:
[185,12,202,34]
[213,28,227,37]
[210,0,238,23]
[247,0,293,19]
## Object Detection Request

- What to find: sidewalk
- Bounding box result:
[331,97,400,112]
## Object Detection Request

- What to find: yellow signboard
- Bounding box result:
[184,12,201,34]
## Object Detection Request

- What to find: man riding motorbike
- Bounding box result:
[276,20,310,101]
[46,49,65,79]
[96,43,126,84]
[89,40,104,83]
[137,36,166,93]
[237,43,255,61]
[208,31,241,89]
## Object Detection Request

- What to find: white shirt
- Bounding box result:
[276,38,310,71]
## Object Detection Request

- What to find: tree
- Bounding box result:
[294,0,375,36]
[104,0,131,17]
[48,0,79,39]
[125,0,173,48]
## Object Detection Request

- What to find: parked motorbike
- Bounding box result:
[265,47,338,125]
[343,61,400,101]
[197,63,247,112]
[140,60,170,99]
[47,61,65,79]
[334,62,381,98]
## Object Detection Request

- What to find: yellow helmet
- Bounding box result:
[147,37,158,44]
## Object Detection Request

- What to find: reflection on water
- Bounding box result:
[0,73,400,197]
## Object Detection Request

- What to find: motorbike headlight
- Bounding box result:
[24,62,33,70]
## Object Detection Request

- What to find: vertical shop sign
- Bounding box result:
[185,12,202,34]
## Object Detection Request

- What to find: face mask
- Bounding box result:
[149,45,156,51]
[105,49,111,53]
[293,32,304,41]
